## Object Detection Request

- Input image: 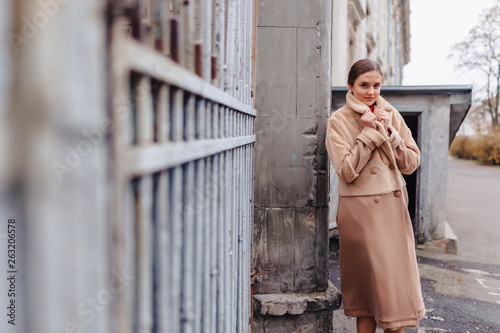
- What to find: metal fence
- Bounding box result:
[109,1,255,332]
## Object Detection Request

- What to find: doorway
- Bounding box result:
[401,113,420,238]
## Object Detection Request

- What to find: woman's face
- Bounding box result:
[349,71,382,106]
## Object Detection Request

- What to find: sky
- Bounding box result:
[402,0,498,89]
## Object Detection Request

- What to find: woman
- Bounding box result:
[325,59,425,333]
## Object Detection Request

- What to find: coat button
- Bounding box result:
[394,190,401,197]
[371,168,378,175]
[389,165,395,170]
[374,196,381,203]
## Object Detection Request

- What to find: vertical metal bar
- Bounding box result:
[182,161,195,333]
[240,145,246,333]
[213,103,219,139]
[233,0,242,101]
[251,0,257,107]
[218,104,224,139]
[195,97,204,140]
[171,80,184,333]
[194,96,206,332]
[238,0,244,102]
[206,101,213,139]
[194,158,205,333]
[201,0,212,81]
[230,109,234,138]
[246,143,252,331]
[152,0,165,52]
[135,175,154,333]
[225,107,229,138]
[223,149,231,333]
[230,147,237,332]
[249,139,255,331]
[110,18,133,333]
[245,0,249,102]
[217,151,226,332]
[158,169,170,333]
[203,156,213,332]
[239,145,244,333]
[235,112,238,137]
[170,166,183,333]
[210,154,219,333]
[226,0,236,95]
[135,75,154,333]
[195,43,204,77]
[248,0,252,105]
[245,115,248,136]
[194,0,201,40]
[181,0,195,71]
[234,0,241,100]
[208,156,217,333]
[237,113,241,137]
[248,143,252,330]
[215,0,226,89]
[238,144,242,333]
[182,89,196,332]
[156,85,169,333]
[242,144,248,332]
[163,0,172,57]
[157,85,170,142]
[233,145,239,332]
[172,88,184,141]
[124,179,136,333]
[237,145,241,332]
[185,94,196,141]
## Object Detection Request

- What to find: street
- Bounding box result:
[329,157,500,332]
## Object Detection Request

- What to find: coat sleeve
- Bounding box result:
[386,110,421,175]
[326,116,386,183]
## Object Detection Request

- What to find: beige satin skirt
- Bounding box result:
[337,188,426,330]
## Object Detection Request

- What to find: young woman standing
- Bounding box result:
[326,59,425,333]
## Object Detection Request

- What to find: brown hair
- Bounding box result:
[347,59,383,86]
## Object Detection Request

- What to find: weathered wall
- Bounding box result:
[254,0,332,294]
[253,0,338,331]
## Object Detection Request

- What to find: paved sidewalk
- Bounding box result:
[330,157,500,332]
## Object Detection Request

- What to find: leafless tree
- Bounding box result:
[450,3,500,132]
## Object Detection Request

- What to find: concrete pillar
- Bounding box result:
[253,0,341,332]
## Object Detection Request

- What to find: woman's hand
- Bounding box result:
[360,111,377,129]
[376,108,390,131]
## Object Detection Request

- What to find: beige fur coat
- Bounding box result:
[326,92,420,197]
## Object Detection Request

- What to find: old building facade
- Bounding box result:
[331,0,411,86]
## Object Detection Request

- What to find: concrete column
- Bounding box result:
[253,0,340,332]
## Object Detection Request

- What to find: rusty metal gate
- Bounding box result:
[108,1,256,332]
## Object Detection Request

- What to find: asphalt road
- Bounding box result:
[329,157,500,332]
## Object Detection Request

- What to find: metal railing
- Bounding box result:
[109,1,255,332]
